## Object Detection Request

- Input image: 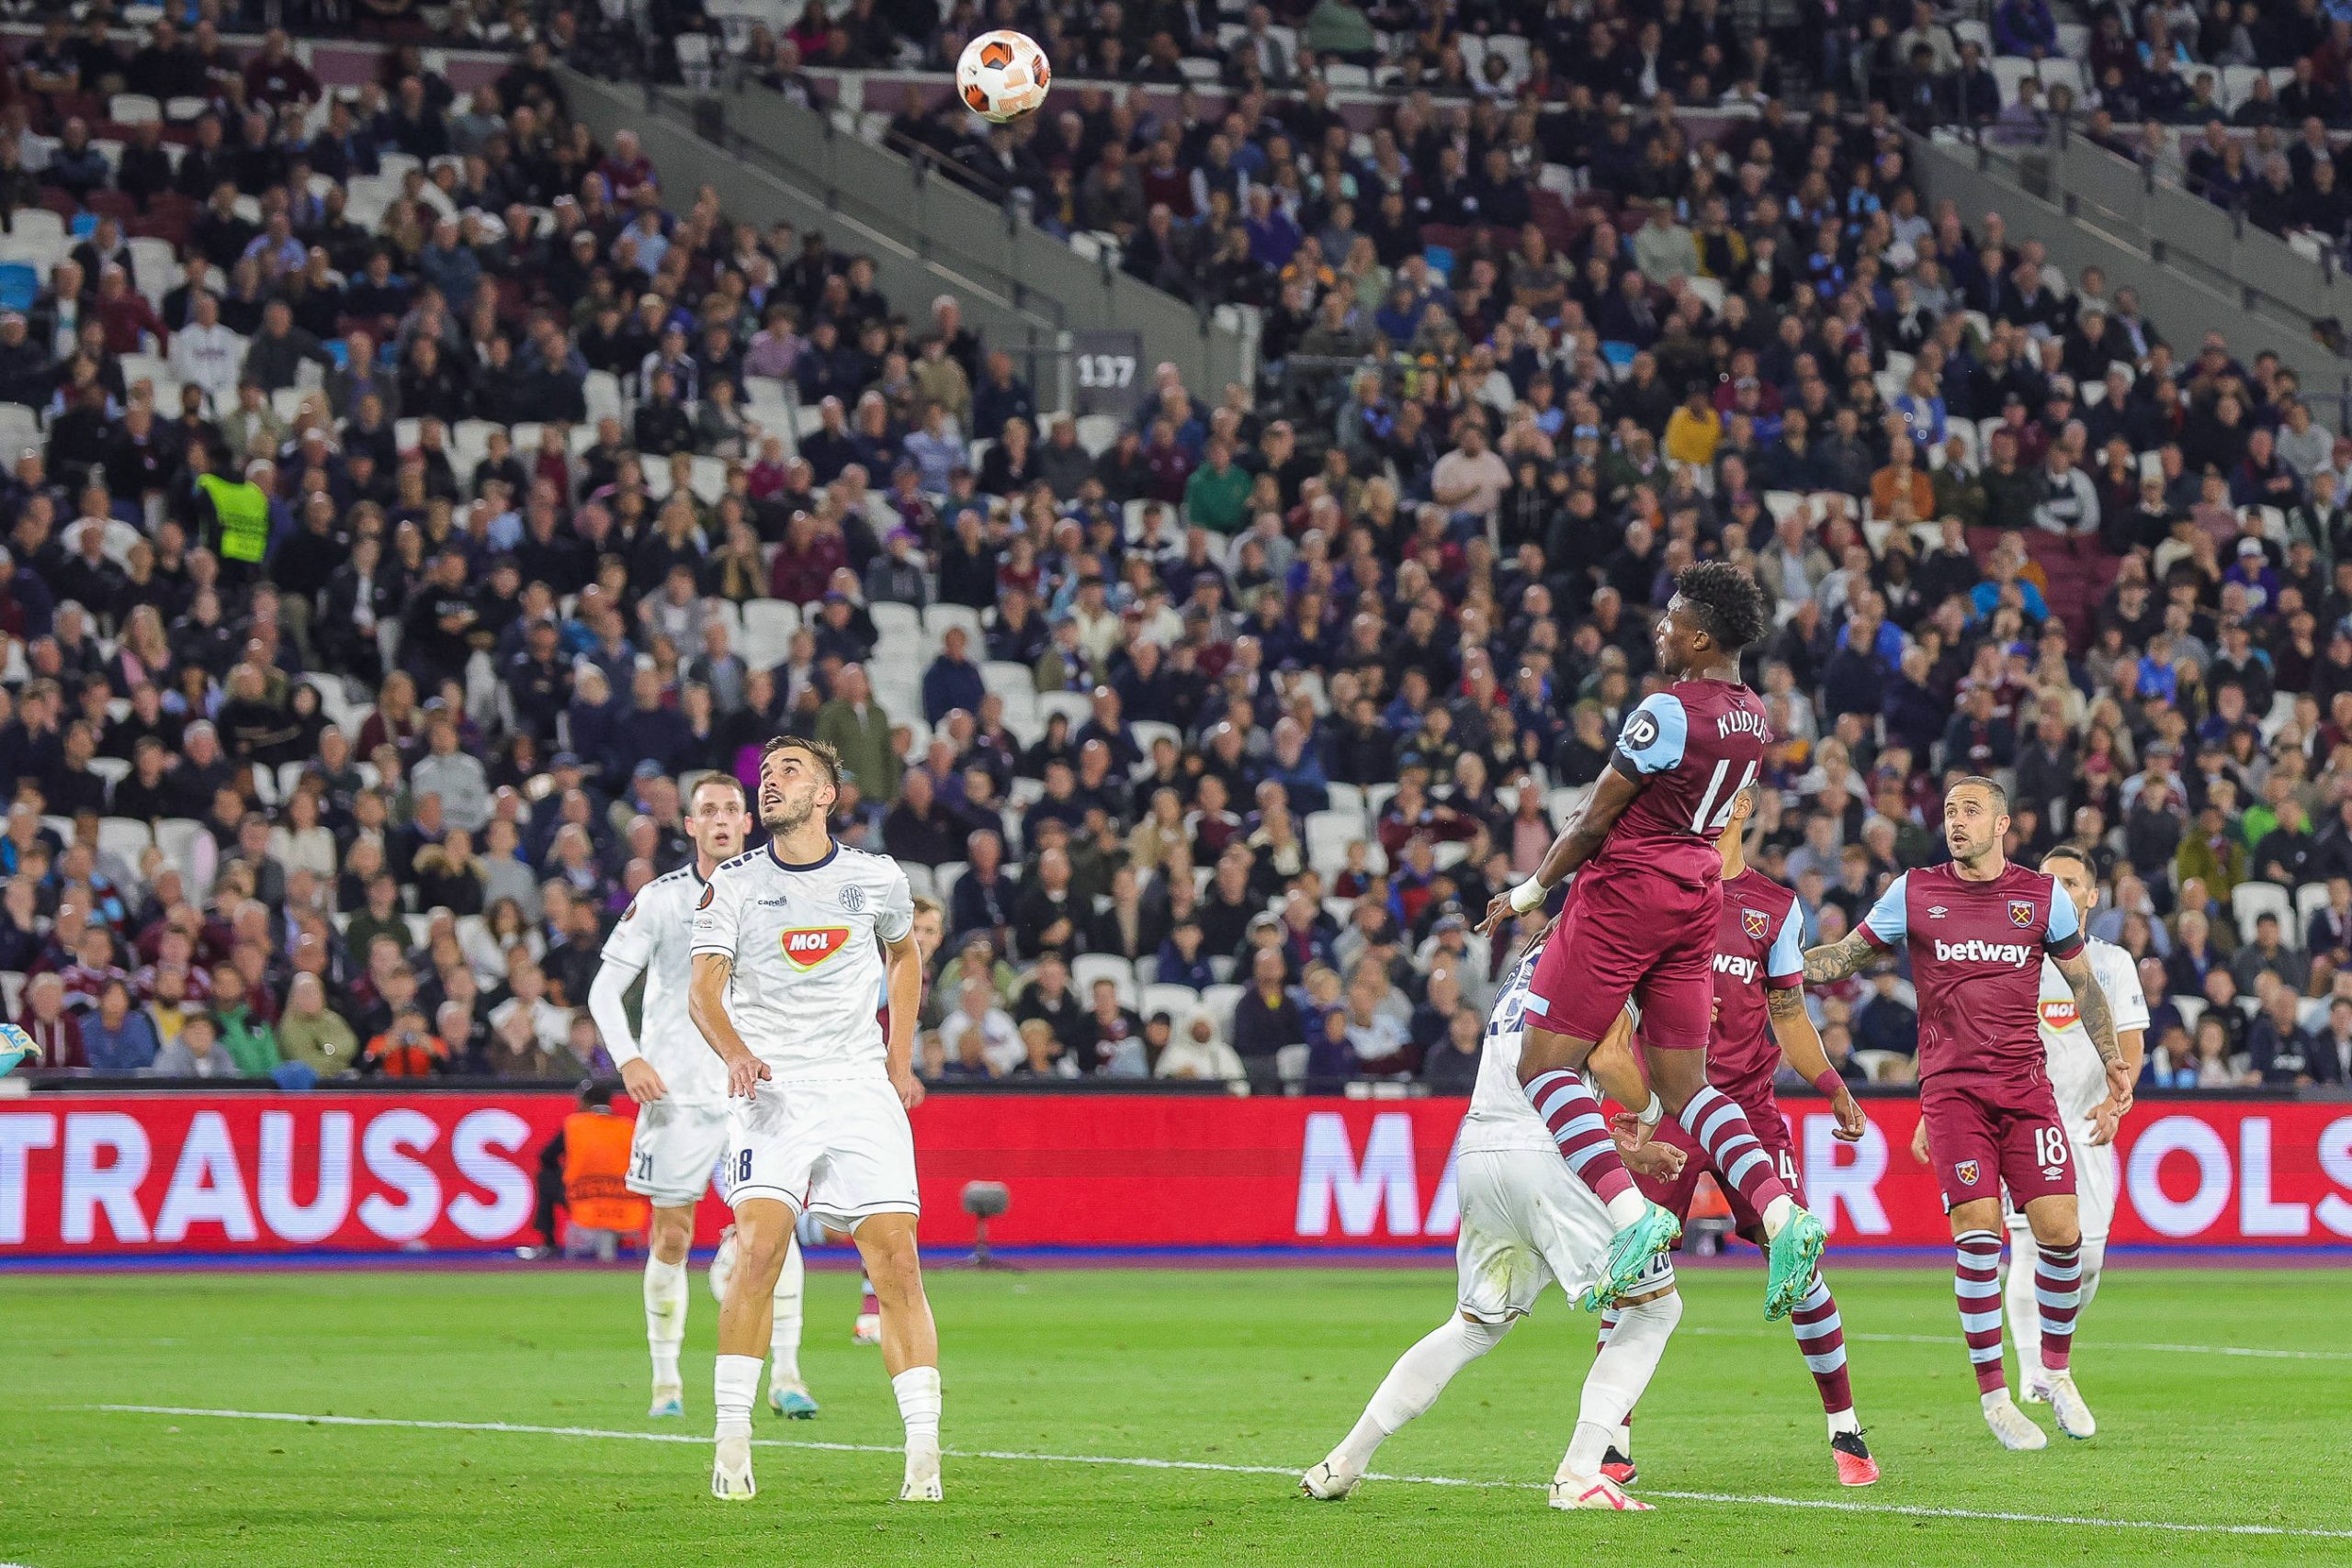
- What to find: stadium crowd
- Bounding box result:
[4,0,2352,1099]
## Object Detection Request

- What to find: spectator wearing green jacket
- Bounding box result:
[277,974,361,1078]
[210,968,279,1077]
[1183,436,1252,534]
[814,663,903,804]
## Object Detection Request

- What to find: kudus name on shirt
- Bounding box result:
[1716,707,1768,739]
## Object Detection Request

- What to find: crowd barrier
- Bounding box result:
[3,1092,2349,1258]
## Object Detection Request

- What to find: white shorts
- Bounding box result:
[2006,1126,2118,1243]
[1453,1148,1673,1321]
[627,1100,731,1208]
[725,1077,920,1229]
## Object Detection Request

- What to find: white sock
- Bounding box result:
[1339,1315,1507,1470]
[893,1366,942,1448]
[2002,1230,2041,1364]
[1567,1292,1682,1473]
[714,1352,762,1440]
[1604,1190,1648,1228]
[1762,1195,1796,1238]
[644,1256,687,1388]
[770,1235,805,1386]
[1982,1388,2016,1413]
[2079,1237,2107,1308]
[1826,1406,1861,1438]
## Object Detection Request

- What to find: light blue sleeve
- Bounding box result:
[1765,902,1807,984]
[1860,873,1910,948]
[1614,692,1689,775]
[2045,879,2082,947]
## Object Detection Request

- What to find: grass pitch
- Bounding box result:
[3,1261,2347,1564]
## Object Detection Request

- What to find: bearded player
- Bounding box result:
[1600,782,1878,1488]
[1806,780,2132,1449]
[1965,846,2144,1406]
[1302,930,1691,1512]
[1478,561,1827,1317]
[690,737,942,1502]
[588,773,818,1420]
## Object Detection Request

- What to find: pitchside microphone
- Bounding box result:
[959,1180,1017,1270]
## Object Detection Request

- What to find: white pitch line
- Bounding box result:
[1679,1325,2352,1361]
[83,1404,2352,1541]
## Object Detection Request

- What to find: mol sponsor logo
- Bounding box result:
[1930,938,2035,966]
[779,927,852,971]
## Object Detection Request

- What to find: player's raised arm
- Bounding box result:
[1805,874,1907,986]
[1476,728,1649,937]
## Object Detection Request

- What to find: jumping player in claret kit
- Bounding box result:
[1477,560,1828,1318]
[1601,782,1879,1489]
[1805,780,2132,1450]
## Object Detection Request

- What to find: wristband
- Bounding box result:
[1811,1068,1845,1098]
[1508,878,1547,914]
[1636,1092,1665,1127]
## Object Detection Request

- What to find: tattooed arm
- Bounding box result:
[2054,946,2135,1112]
[1768,986,1867,1140]
[1803,928,1879,986]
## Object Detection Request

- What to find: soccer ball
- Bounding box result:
[956,29,1050,123]
[0,1021,36,1077]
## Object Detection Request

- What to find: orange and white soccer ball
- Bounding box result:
[956,29,1050,123]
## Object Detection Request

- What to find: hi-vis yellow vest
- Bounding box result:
[196,471,269,563]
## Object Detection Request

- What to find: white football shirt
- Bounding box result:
[690,839,914,1082]
[2035,936,2149,1122]
[1457,941,1587,1156]
[596,864,728,1107]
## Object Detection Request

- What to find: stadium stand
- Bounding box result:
[6,0,2352,1100]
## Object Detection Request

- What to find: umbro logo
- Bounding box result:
[1928,906,1949,919]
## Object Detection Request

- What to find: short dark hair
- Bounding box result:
[1674,560,1768,652]
[760,734,842,792]
[688,771,748,807]
[1952,774,2011,814]
[2041,842,2095,877]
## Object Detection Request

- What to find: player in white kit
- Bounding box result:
[689,736,942,1504]
[588,773,818,1420]
[2007,845,2145,1405]
[1301,933,1691,1511]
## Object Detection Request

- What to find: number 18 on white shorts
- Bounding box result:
[726,1077,922,1230]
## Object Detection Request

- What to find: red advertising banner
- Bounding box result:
[3,1093,2350,1258]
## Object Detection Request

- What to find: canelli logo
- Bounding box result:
[779,927,852,971]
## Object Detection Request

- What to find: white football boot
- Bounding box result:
[1981,1393,2049,1450]
[1549,1467,1655,1511]
[2043,1371,2097,1438]
[899,1438,943,1501]
[711,1436,757,1500]
[1298,1453,1362,1501]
